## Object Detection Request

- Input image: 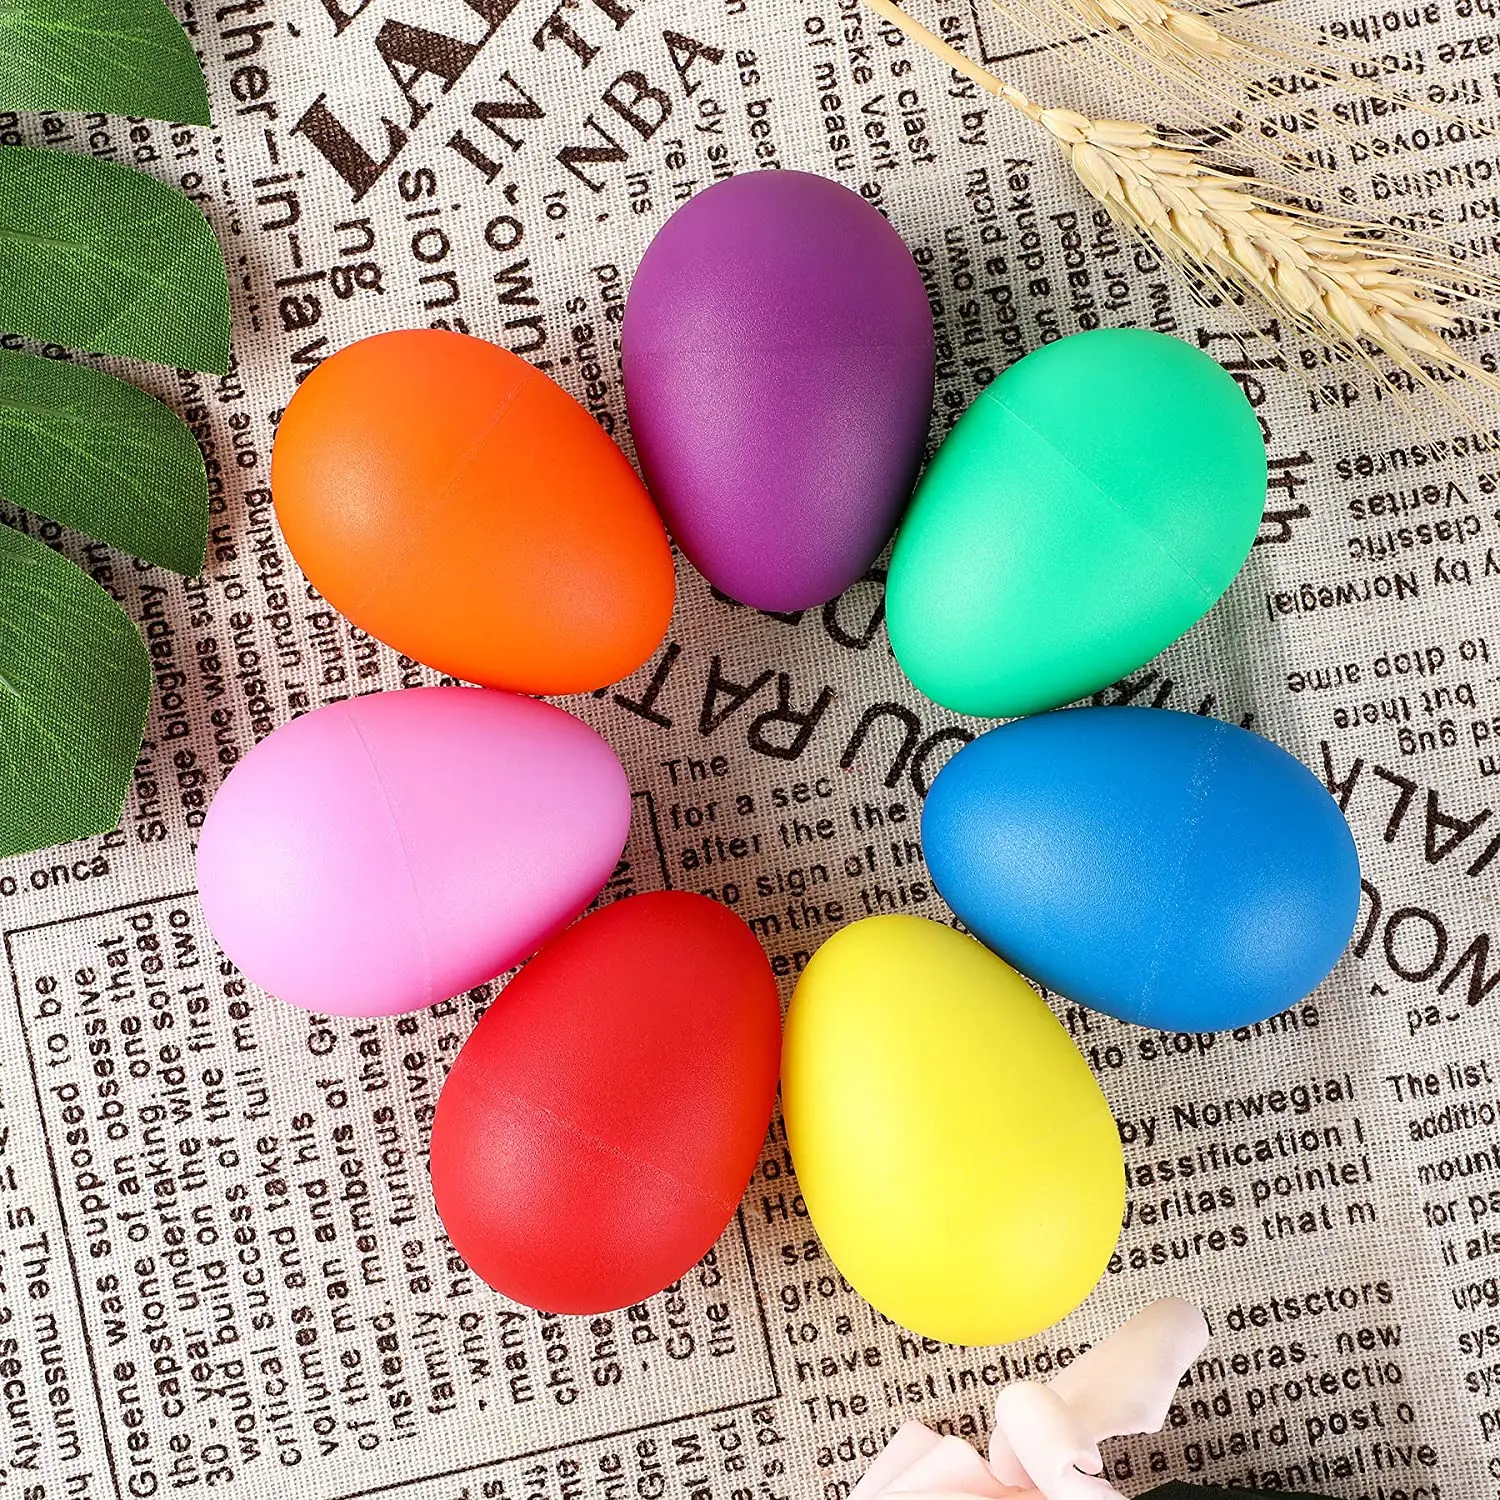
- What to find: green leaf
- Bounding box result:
[0,519,150,857]
[0,350,207,573]
[0,144,230,373]
[0,0,210,124]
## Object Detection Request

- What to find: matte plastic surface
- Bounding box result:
[886,329,1267,718]
[272,329,674,694]
[429,891,782,1314]
[196,688,630,1017]
[781,915,1124,1347]
[623,170,935,611]
[922,707,1362,1031]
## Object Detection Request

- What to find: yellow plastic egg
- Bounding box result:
[782,915,1125,1346]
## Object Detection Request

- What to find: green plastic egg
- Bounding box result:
[886,328,1267,719]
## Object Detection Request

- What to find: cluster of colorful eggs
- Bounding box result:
[197,170,1362,1345]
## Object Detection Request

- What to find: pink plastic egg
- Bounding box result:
[196,688,630,1017]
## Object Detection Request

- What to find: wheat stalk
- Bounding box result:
[1080,0,1228,60]
[981,0,1452,150]
[862,0,1500,398]
[1017,0,1337,97]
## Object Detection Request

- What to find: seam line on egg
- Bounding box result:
[623,338,931,356]
[978,386,1222,602]
[494,1088,738,1216]
[421,361,539,522]
[340,706,435,1011]
[1130,726,1221,1021]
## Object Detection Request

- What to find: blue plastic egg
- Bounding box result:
[922,707,1361,1031]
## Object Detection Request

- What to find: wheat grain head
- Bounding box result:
[986,0,1462,147]
[862,0,1500,402]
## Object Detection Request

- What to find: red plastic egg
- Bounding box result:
[430,891,781,1313]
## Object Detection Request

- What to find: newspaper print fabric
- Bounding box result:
[1,1,1499,1498]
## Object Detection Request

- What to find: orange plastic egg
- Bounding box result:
[272,329,674,694]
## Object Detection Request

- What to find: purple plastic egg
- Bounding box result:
[622,171,935,612]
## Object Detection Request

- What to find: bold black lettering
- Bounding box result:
[376,20,485,127]
[557,115,628,191]
[291,97,406,201]
[603,70,671,138]
[313,0,375,35]
[447,75,546,179]
[663,29,725,94]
